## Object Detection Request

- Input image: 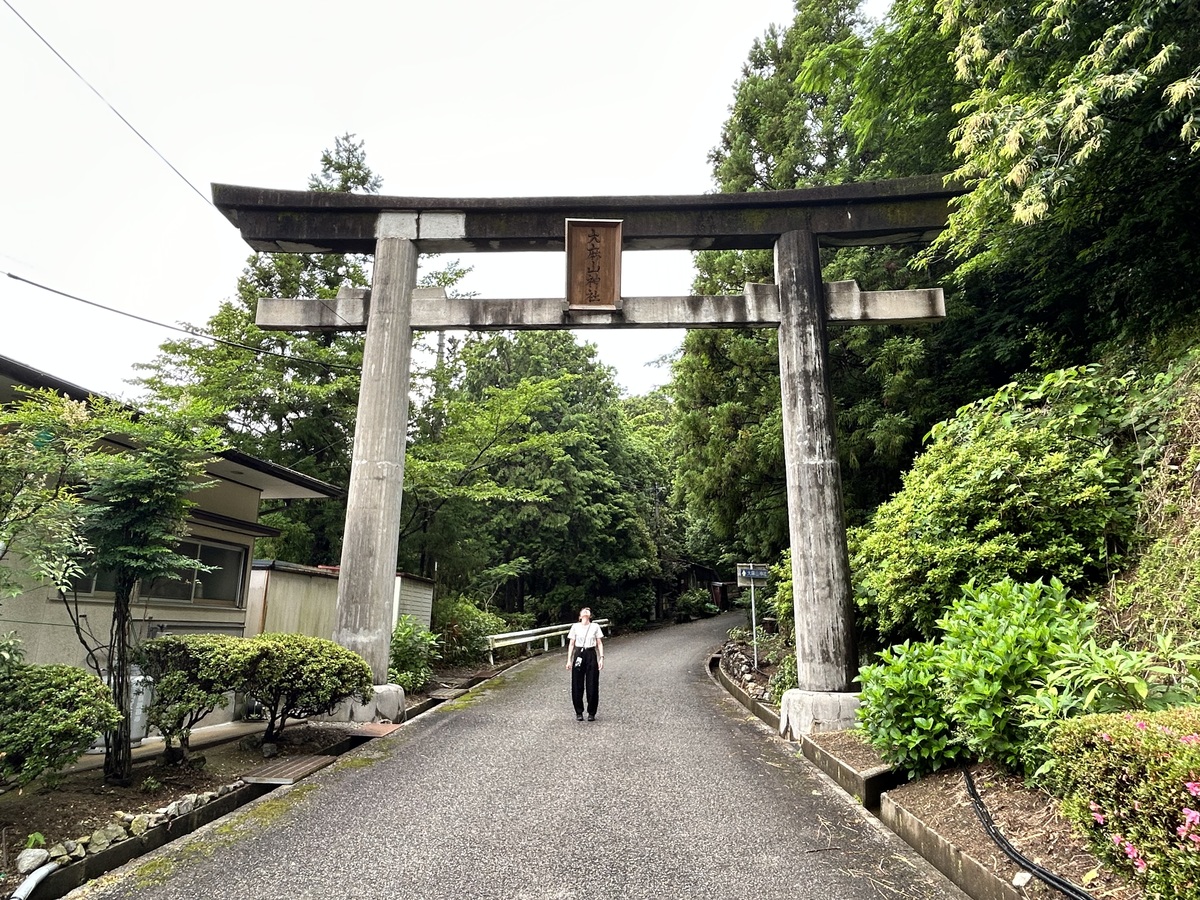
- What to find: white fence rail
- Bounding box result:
[486,619,610,665]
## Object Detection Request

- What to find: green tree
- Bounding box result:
[440,332,660,625]
[674,0,964,564]
[0,389,110,599]
[928,0,1200,358]
[135,134,380,565]
[74,400,225,785]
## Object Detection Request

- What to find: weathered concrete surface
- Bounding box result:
[333,229,417,683]
[255,281,945,332]
[73,614,967,900]
[779,689,861,738]
[776,231,858,692]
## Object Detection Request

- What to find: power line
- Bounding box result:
[2,2,363,336]
[2,0,214,211]
[3,270,361,374]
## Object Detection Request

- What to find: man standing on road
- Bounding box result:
[566,607,604,721]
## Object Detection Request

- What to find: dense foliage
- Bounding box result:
[0,664,120,786]
[241,633,374,741]
[432,598,508,668]
[416,332,664,626]
[0,389,108,599]
[851,364,1175,645]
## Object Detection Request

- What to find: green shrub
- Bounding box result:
[938,578,1091,771]
[243,633,374,741]
[674,588,718,622]
[767,552,794,641]
[858,640,965,778]
[1038,636,1200,716]
[140,633,258,763]
[766,653,798,705]
[850,366,1171,646]
[858,578,1093,776]
[0,664,120,786]
[502,611,536,632]
[1044,707,1200,897]
[0,628,22,681]
[389,614,442,691]
[0,631,23,678]
[431,600,504,667]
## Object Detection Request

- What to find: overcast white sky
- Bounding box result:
[1,0,886,399]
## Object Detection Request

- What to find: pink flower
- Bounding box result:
[1187,781,1200,797]
[1089,801,1106,825]
[1185,808,1200,827]
[1181,734,1200,745]
[1134,858,1147,873]
[1135,721,1148,730]
[1100,732,1113,743]
[1112,834,1124,848]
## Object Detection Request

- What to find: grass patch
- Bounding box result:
[133,857,176,888]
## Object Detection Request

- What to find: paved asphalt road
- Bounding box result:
[73,613,967,900]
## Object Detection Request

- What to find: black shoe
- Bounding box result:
[576,714,584,721]
[587,715,596,721]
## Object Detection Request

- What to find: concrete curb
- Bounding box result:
[708,649,1031,900]
[708,653,780,732]
[33,781,275,899]
[797,735,905,810]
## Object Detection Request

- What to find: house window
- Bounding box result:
[70,539,247,606]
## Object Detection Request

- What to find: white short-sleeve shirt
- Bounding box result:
[568,621,603,648]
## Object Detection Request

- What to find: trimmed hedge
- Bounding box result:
[0,664,120,786]
[140,633,258,763]
[242,633,374,741]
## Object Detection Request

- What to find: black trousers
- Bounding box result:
[571,647,600,716]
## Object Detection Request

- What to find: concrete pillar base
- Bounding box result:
[778,689,860,739]
[319,684,405,724]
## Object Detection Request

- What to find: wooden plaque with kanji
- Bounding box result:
[566,218,622,309]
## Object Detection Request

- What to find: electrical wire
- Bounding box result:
[962,767,1096,900]
[2,2,362,335]
[3,0,214,210]
[3,270,361,374]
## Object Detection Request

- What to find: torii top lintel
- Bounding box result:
[211,174,961,256]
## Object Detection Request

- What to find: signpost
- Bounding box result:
[737,563,769,671]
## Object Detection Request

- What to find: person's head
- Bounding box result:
[579,607,592,622]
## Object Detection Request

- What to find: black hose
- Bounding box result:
[962,767,1097,900]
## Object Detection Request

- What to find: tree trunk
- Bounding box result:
[104,584,134,786]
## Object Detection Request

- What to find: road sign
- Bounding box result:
[737,564,769,587]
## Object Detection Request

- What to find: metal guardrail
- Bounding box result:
[486,619,610,665]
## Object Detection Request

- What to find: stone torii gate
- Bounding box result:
[213,175,956,724]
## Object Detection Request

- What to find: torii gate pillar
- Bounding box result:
[776,230,856,693]
[335,224,418,680]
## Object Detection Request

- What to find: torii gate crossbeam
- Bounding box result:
[213,176,958,727]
